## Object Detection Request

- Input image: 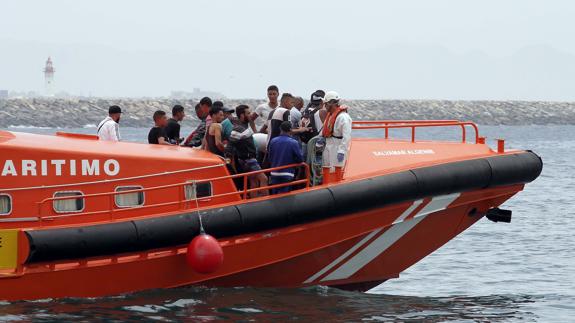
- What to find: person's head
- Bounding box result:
[235,104,251,123]
[323,91,340,112]
[212,101,233,119]
[172,105,185,121]
[194,103,207,119]
[199,96,212,116]
[108,105,122,123]
[267,85,279,104]
[280,121,292,134]
[209,105,224,123]
[294,96,304,110]
[153,110,168,127]
[280,93,293,109]
[213,100,224,109]
[223,106,235,119]
[310,90,325,107]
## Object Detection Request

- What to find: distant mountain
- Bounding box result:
[1,39,575,101]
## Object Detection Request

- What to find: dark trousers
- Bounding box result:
[270,175,293,194]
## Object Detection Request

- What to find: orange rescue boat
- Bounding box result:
[0,120,542,300]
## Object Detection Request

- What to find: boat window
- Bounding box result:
[53,191,85,213]
[184,181,212,200]
[115,186,145,207]
[0,194,11,215]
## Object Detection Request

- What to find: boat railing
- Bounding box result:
[35,162,310,222]
[352,120,479,143]
[1,164,226,193]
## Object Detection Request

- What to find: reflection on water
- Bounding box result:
[0,286,564,322]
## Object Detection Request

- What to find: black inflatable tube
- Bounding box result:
[25,151,543,263]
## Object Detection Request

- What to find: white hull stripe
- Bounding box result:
[392,199,423,224]
[303,200,422,284]
[303,228,383,284]
[320,193,461,282]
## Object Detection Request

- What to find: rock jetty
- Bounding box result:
[1,98,574,128]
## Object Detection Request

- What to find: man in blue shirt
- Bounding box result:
[268,121,304,194]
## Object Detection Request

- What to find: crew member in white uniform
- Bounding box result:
[321,91,352,170]
[97,105,122,141]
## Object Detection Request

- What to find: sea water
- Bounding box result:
[0,125,573,322]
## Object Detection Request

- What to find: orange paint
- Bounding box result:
[0,121,536,300]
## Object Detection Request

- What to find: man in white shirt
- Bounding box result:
[251,85,279,132]
[97,105,122,141]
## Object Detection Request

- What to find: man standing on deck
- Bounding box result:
[301,90,327,159]
[166,105,185,144]
[291,96,304,129]
[290,96,307,149]
[227,105,267,196]
[97,105,122,141]
[266,92,293,144]
[251,85,279,132]
[183,97,212,147]
[148,110,172,145]
[321,91,352,174]
[268,121,304,194]
[220,105,235,141]
[301,90,327,142]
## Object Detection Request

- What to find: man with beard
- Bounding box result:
[183,97,212,147]
[97,105,122,141]
[227,105,268,197]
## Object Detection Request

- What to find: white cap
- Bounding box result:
[324,91,340,103]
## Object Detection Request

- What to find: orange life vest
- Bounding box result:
[322,106,348,138]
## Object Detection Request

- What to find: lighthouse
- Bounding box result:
[44,57,55,96]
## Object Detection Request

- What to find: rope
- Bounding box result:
[193,181,205,234]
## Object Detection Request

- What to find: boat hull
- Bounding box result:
[0,185,520,300]
[0,125,543,300]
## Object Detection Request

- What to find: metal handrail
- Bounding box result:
[352,120,479,144]
[36,162,310,221]
[353,120,460,124]
[1,163,225,192]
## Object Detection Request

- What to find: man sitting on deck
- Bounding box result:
[267,121,304,194]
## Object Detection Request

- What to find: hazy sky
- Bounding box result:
[1,0,574,100]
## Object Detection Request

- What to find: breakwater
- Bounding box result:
[1,98,574,128]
